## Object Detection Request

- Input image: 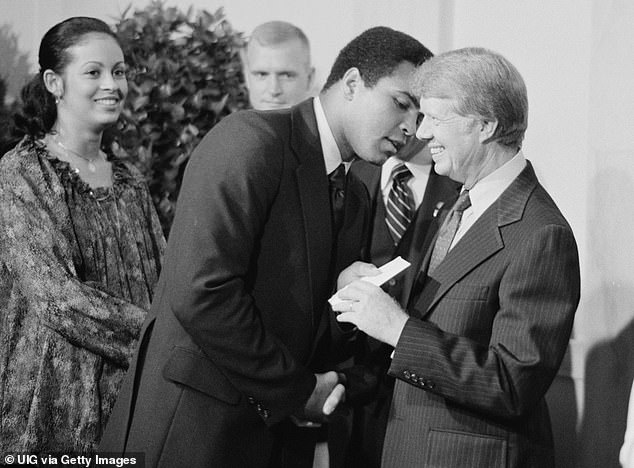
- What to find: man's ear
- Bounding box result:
[479,118,498,143]
[42,69,64,100]
[341,67,362,101]
[239,48,251,86]
[306,66,316,90]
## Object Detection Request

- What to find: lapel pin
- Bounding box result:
[433,201,445,218]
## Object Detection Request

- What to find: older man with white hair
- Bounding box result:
[335,47,581,468]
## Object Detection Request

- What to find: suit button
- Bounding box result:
[388,279,397,287]
[420,379,434,389]
[247,396,255,405]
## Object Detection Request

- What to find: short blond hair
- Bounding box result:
[247,21,310,58]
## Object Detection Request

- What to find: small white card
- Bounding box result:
[329,256,411,307]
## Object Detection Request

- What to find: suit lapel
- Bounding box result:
[417,162,539,318]
[404,172,461,305]
[422,210,503,314]
[418,169,460,221]
[291,100,333,323]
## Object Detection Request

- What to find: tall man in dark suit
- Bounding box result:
[100,27,431,468]
[348,138,460,467]
[334,47,581,468]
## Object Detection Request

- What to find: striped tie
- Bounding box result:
[427,190,471,274]
[385,163,414,244]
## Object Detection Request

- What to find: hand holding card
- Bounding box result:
[329,256,410,308]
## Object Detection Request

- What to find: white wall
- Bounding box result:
[2,1,633,466]
[0,0,449,97]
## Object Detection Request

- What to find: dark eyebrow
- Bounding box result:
[81,60,126,68]
[399,91,419,109]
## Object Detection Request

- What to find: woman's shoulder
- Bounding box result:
[0,137,68,210]
[0,137,48,180]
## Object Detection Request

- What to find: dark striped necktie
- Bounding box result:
[427,190,471,274]
[385,163,414,244]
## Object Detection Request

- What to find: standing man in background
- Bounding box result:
[334,47,581,468]
[242,20,315,110]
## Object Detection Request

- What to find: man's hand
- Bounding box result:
[337,261,380,291]
[298,371,346,423]
[322,375,346,416]
[332,280,409,347]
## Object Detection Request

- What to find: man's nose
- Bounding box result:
[401,111,418,137]
[267,76,282,95]
[416,115,433,140]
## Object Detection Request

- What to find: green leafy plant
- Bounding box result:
[0,23,30,155]
[111,1,249,234]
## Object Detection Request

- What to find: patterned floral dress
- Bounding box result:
[0,137,165,453]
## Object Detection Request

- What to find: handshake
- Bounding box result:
[292,257,412,426]
[292,371,346,426]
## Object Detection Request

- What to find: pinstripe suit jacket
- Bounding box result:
[382,162,580,468]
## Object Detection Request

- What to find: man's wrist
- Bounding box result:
[387,313,409,348]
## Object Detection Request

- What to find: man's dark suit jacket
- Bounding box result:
[381,162,581,468]
[99,99,369,467]
[346,159,460,468]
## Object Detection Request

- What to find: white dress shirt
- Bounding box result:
[313,96,350,174]
[451,151,527,249]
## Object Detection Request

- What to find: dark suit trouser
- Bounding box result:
[268,409,354,468]
[270,421,325,468]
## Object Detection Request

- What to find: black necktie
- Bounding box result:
[427,190,471,274]
[329,163,346,235]
[385,163,414,244]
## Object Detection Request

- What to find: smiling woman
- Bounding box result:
[0,17,165,453]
